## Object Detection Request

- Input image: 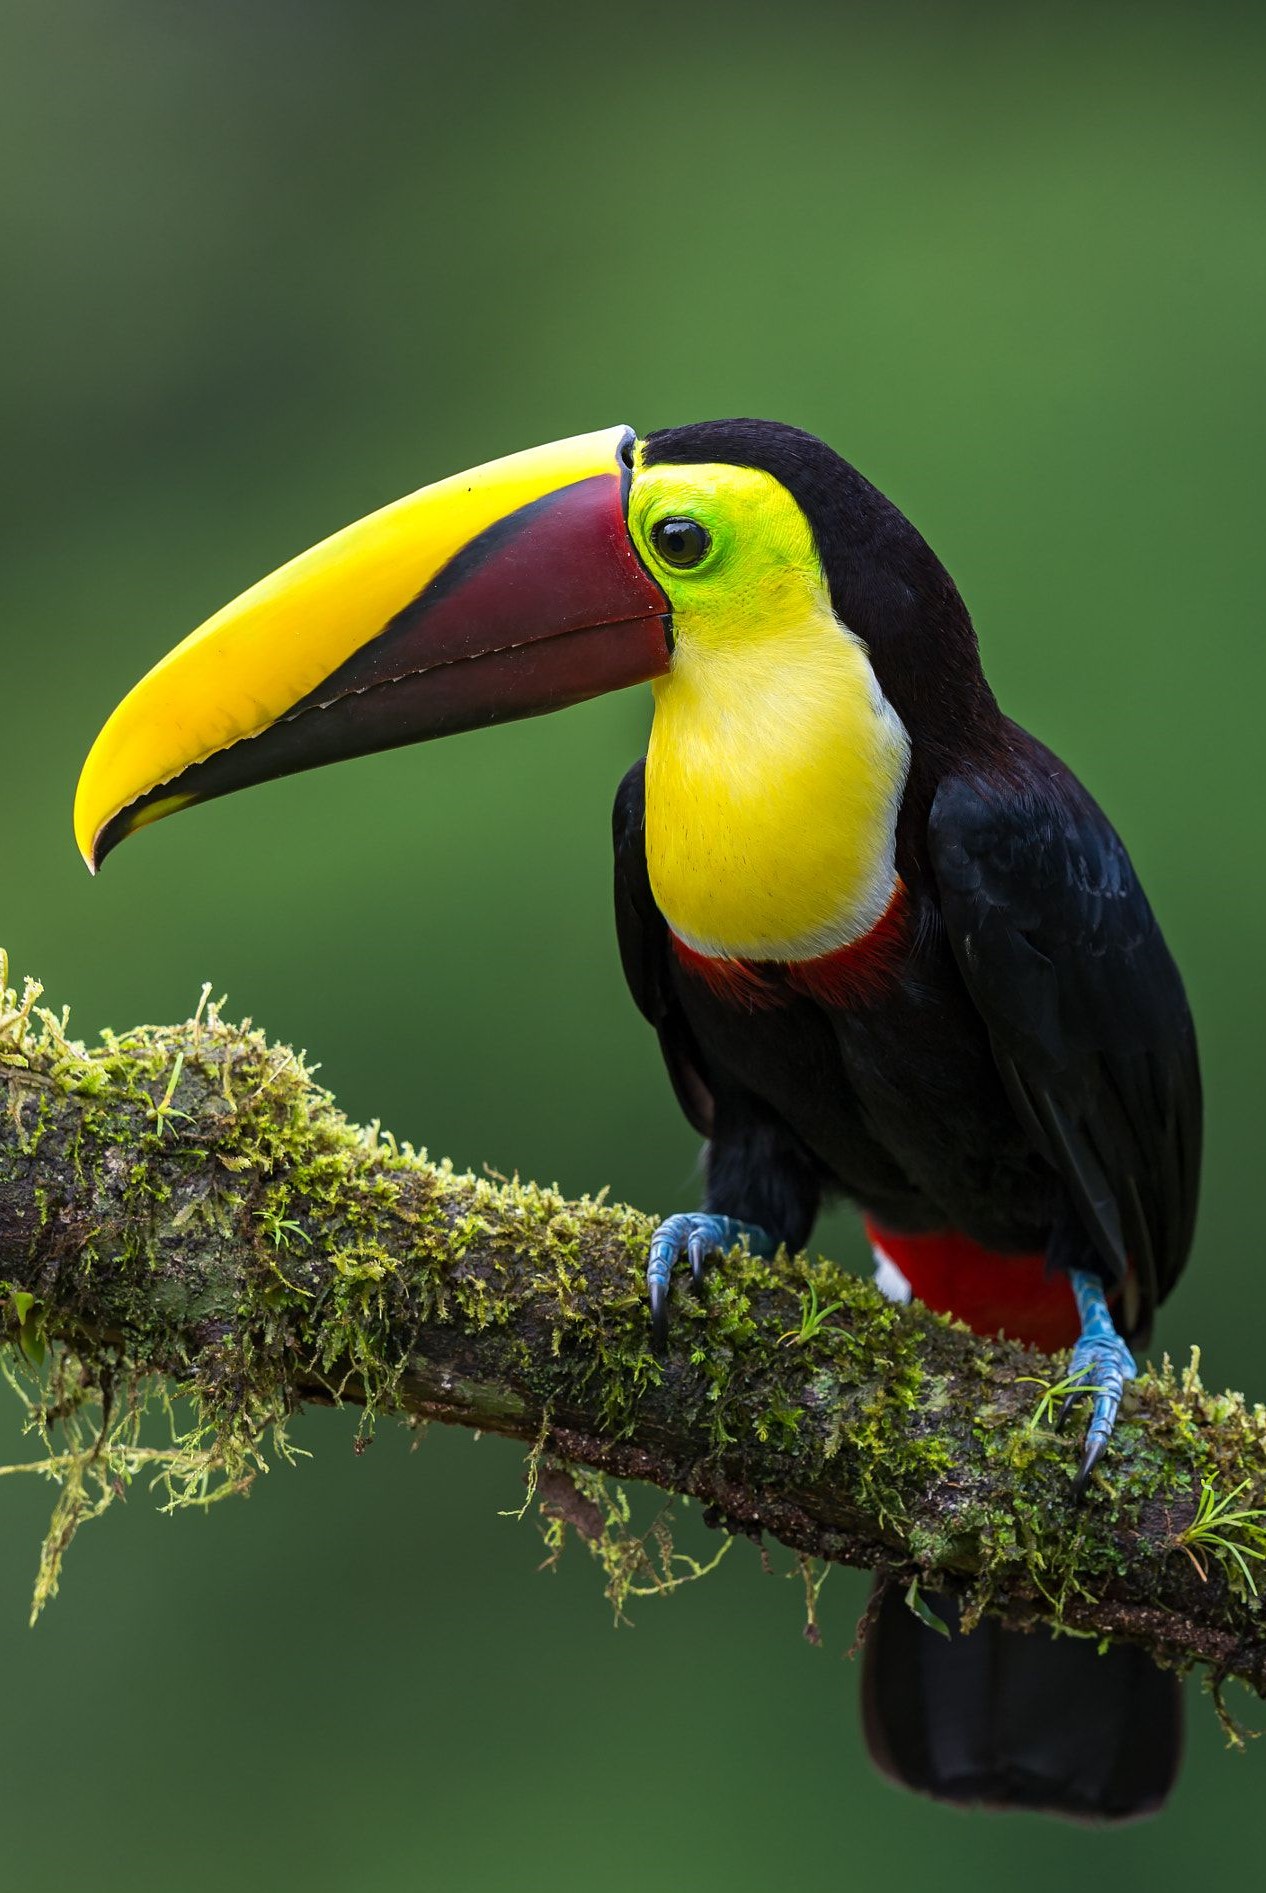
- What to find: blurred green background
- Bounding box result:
[3,1,1265,1883]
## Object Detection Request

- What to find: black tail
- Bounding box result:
[861,1584,1181,1821]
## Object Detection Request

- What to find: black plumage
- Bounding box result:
[615,419,1201,1817]
[861,1584,1182,1821]
[619,419,1200,1344]
[614,727,1197,1343]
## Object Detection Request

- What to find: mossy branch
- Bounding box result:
[1,958,1265,1699]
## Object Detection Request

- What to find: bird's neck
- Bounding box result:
[644,609,911,962]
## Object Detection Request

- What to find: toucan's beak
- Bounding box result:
[74,424,669,871]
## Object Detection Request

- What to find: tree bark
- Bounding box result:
[1,963,1264,1691]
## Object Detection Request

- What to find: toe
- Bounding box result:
[1056,1357,1097,1431]
[644,1214,775,1348]
[1061,1335,1134,1489]
[645,1214,699,1347]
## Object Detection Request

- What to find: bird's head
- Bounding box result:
[74,419,982,871]
[627,453,829,667]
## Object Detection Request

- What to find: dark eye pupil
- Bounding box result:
[652,516,711,568]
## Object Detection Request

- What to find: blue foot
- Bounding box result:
[1060,1268,1137,1495]
[646,1213,775,1352]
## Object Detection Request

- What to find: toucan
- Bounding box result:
[75,419,1200,1821]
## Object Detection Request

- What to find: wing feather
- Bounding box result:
[612,759,715,1138]
[928,752,1200,1336]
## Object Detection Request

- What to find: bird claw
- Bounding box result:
[648,1276,669,1355]
[645,1213,773,1353]
[1073,1434,1108,1499]
[1058,1299,1136,1498]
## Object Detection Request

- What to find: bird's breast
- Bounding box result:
[644,621,910,962]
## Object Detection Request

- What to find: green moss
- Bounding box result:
[2,952,1265,1706]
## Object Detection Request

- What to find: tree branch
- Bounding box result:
[1,958,1264,1689]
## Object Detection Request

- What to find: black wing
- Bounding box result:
[612,759,714,1137]
[928,744,1201,1339]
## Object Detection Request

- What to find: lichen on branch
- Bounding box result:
[1,951,1265,1707]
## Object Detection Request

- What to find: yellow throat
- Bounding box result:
[630,458,910,963]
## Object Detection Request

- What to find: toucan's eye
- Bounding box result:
[651,516,712,570]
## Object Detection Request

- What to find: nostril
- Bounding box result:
[618,433,635,471]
